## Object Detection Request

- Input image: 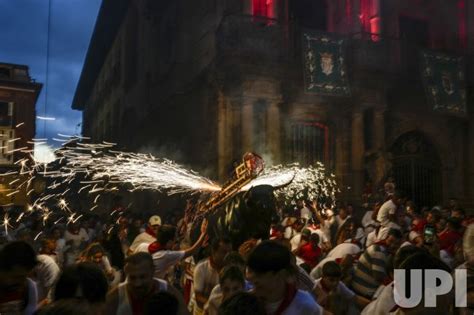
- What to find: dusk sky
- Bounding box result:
[0,0,101,149]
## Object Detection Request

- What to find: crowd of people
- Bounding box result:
[0,180,473,315]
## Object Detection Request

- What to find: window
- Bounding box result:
[0,102,11,126]
[252,0,273,18]
[360,0,381,41]
[288,121,329,166]
[0,67,11,79]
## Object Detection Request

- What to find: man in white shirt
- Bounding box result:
[313,261,367,314]
[128,215,161,255]
[145,219,208,280]
[192,238,232,314]
[247,241,322,315]
[376,191,404,241]
[33,254,60,306]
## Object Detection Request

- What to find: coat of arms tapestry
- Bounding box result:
[421,50,467,115]
[302,32,350,96]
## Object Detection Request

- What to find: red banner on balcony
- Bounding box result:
[302,32,350,96]
[421,50,467,115]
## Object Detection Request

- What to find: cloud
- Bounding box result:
[0,0,101,147]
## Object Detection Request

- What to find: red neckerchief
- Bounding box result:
[273,284,298,315]
[145,226,156,237]
[148,241,165,254]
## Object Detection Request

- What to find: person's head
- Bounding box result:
[408,231,424,247]
[301,228,311,242]
[156,224,177,249]
[218,292,266,315]
[338,206,348,220]
[0,241,37,291]
[211,238,233,269]
[143,291,178,315]
[223,251,246,272]
[84,243,106,265]
[246,241,294,301]
[449,198,458,208]
[405,201,417,217]
[385,228,403,253]
[148,215,161,235]
[321,261,342,291]
[40,238,57,255]
[293,219,305,232]
[451,208,465,220]
[51,227,62,239]
[68,222,80,233]
[219,265,245,301]
[427,209,441,224]
[296,199,304,209]
[446,217,462,231]
[133,217,144,228]
[309,233,320,247]
[54,262,108,304]
[384,182,396,194]
[124,252,155,296]
[436,217,447,232]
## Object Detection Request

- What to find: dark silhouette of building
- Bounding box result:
[72,0,474,207]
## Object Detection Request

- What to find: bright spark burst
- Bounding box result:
[243,162,339,206]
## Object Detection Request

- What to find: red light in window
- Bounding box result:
[252,0,274,18]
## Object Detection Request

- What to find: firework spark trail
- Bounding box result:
[46,143,222,194]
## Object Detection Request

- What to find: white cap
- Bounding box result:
[148,215,162,226]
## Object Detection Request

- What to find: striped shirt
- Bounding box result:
[351,243,389,299]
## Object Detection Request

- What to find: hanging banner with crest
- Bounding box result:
[421,50,467,115]
[302,31,350,96]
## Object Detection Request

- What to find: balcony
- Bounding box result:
[216,14,285,63]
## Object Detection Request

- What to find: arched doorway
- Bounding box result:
[390,131,442,208]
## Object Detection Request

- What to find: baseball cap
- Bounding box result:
[301,229,311,237]
[148,215,162,226]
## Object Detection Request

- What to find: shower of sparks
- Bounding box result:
[1,132,340,236]
[243,162,339,206]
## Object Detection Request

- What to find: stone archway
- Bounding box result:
[390,131,442,207]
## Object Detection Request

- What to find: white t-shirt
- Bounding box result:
[361,282,396,315]
[192,259,220,314]
[284,226,297,240]
[129,231,156,253]
[377,200,397,226]
[290,233,303,251]
[34,255,60,301]
[151,250,185,279]
[326,243,362,260]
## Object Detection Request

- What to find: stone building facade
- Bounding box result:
[73,0,474,207]
[0,62,42,205]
